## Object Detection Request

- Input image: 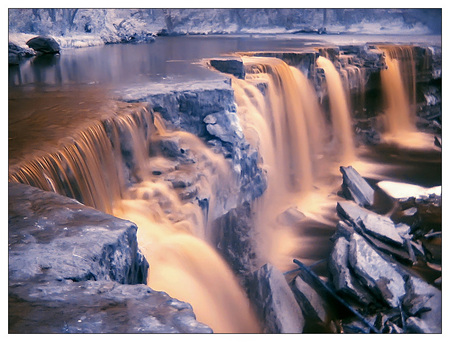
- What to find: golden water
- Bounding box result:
[316,56,355,162]
[9,106,260,333]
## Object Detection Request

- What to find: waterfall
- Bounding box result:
[8,106,260,333]
[316,56,355,162]
[232,56,329,269]
[379,46,417,137]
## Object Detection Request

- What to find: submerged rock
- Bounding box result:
[247,263,304,333]
[340,166,375,207]
[26,36,60,54]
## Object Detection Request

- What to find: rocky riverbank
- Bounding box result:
[8,182,212,333]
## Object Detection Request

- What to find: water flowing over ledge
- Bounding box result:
[9,38,441,333]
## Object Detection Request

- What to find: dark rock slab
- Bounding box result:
[210,202,259,286]
[9,280,212,333]
[348,234,406,308]
[26,36,60,54]
[340,166,375,207]
[210,57,245,79]
[247,263,304,333]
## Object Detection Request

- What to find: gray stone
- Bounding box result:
[204,111,245,144]
[26,36,60,54]
[348,234,406,308]
[247,263,304,333]
[210,58,245,79]
[291,275,327,324]
[9,280,212,333]
[402,276,441,333]
[8,182,147,284]
[337,201,404,246]
[340,166,375,207]
[328,236,375,305]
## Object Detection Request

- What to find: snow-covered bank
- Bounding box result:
[8,9,441,51]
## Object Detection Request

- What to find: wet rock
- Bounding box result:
[204,111,245,144]
[210,57,245,79]
[402,276,441,333]
[9,280,212,333]
[328,236,376,305]
[211,202,259,286]
[247,263,304,333]
[348,234,406,308]
[340,166,375,207]
[337,201,404,246]
[291,275,328,326]
[26,36,60,54]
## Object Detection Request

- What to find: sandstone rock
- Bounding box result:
[26,36,60,54]
[247,263,304,333]
[340,166,375,207]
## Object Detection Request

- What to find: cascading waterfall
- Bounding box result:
[379,46,417,137]
[232,56,331,269]
[316,56,355,162]
[8,106,260,333]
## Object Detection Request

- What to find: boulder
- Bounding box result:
[340,166,375,207]
[247,263,304,333]
[348,234,406,308]
[26,36,60,54]
[210,58,245,79]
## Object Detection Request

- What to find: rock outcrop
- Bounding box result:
[8,182,212,334]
